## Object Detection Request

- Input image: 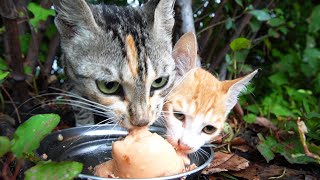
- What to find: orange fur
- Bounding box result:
[126,34,138,78]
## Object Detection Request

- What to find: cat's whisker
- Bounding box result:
[163,68,197,100]
[66,117,117,149]
[25,99,112,119]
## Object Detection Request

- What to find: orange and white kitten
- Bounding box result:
[164,32,258,154]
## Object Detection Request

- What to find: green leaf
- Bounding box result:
[267,18,285,27]
[0,58,9,71]
[230,37,251,51]
[243,113,257,123]
[249,19,262,32]
[0,136,10,157]
[24,65,33,75]
[268,73,288,86]
[308,5,320,33]
[233,49,250,63]
[0,70,9,81]
[246,104,260,114]
[270,104,294,117]
[27,3,55,30]
[225,17,233,30]
[25,161,83,180]
[11,114,60,158]
[249,10,271,21]
[257,135,277,162]
[235,0,243,7]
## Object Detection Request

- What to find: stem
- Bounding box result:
[12,159,23,180]
[1,153,15,180]
[297,117,320,162]
[1,86,21,124]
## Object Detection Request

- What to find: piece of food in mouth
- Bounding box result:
[94,127,188,178]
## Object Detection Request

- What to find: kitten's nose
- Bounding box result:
[131,119,149,127]
[178,140,191,151]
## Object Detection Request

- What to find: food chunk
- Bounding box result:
[94,128,186,178]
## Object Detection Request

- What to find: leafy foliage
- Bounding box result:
[0,114,83,180]
[11,114,60,158]
[27,3,55,31]
[25,161,83,180]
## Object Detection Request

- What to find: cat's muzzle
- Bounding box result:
[131,118,150,127]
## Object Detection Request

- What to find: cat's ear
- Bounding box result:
[53,0,100,39]
[144,0,175,43]
[223,69,259,111]
[173,32,198,76]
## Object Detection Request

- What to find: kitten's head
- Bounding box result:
[164,33,258,153]
[53,0,176,129]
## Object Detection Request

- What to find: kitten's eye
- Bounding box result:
[96,80,122,95]
[151,76,169,90]
[202,125,217,134]
[173,112,185,121]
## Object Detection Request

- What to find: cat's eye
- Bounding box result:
[202,125,217,134]
[96,80,122,95]
[151,76,169,91]
[173,112,185,121]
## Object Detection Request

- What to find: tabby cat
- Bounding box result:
[53,0,179,129]
[164,32,258,153]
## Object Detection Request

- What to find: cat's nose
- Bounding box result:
[131,119,149,127]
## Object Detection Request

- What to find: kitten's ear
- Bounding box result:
[173,32,197,76]
[53,0,100,39]
[223,69,259,112]
[144,0,175,43]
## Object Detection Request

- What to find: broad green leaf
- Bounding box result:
[268,73,288,86]
[27,3,55,30]
[25,161,83,180]
[243,114,257,123]
[11,114,60,158]
[249,10,271,21]
[270,104,294,117]
[233,49,249,62]
[249,19,262,32]
[24,65,33,75]
[0,71,9,81]
[0,136,10,157]
[235,0,243,7]
[308,5,320,33]
[0,58,9,71]
[267,18,285,27]
[225,17,233,30]
[257,135,277,162]
[230,38,251,51]
[246,104,260,114]
[279,27,288,34]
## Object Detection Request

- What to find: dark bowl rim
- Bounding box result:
[41,124,214,180]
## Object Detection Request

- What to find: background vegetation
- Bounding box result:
[0,0,319,179]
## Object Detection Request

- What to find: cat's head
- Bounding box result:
[53,0,177,129]
[164,33,258,153]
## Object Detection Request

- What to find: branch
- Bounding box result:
[208,0,262,71]
[297,117,320,162]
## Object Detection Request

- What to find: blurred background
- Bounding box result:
[0,0,319,177]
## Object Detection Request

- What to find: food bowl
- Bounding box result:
[37,124,214,180]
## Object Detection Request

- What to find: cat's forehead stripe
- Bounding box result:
[126,34,138,78]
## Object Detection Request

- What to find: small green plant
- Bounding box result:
[0,114,83,180]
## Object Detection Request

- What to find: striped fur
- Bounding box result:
[54,0,176,129]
